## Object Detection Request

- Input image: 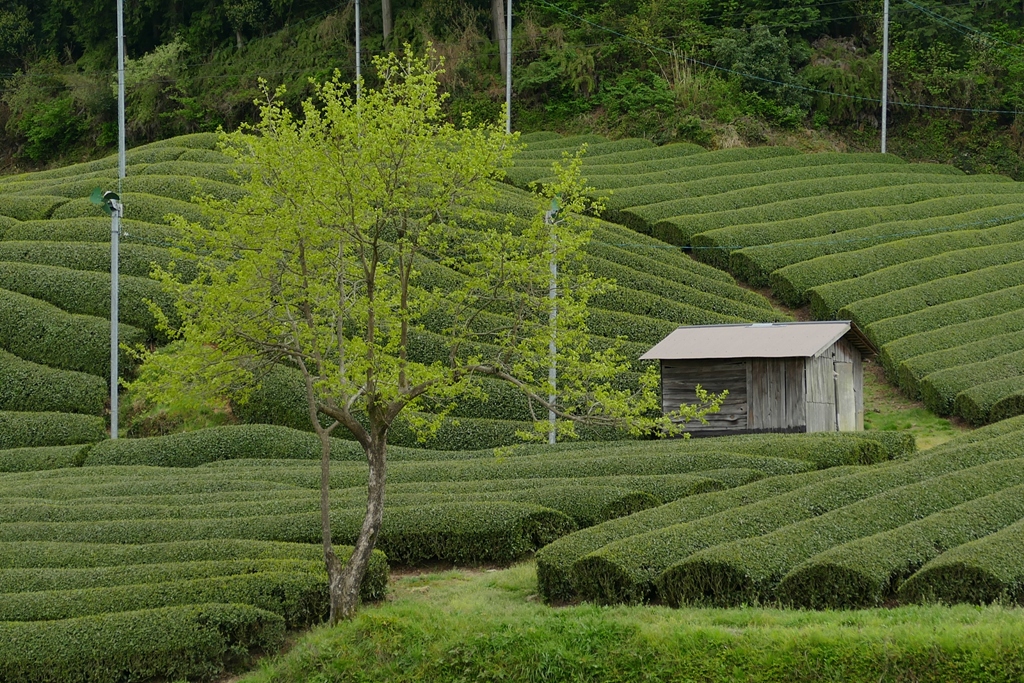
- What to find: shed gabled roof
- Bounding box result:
[640,321,875,361]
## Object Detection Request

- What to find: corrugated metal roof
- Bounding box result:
[640,321,859,360]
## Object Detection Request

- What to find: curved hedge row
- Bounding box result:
[770,217,1024,307]
[733,200,1024,286]
[898,516,1024,605]
[566,429,1024,605]
[0,288,145,378]
[1,217,178,246]
[0,411,106,449]
[0,538,322,567]
[0,240,194,281]
[535,467,858,603]
[0,445,89,473]
[138,160,249,184]
[897,332,1024,399]
[514,138,653,160]
[29,175,247,204]
[655,180,1017,246]
[920,348,1024,415]
[51,192,209,226]
[0,261,176,340]
[865,285,1024,348]
[0,603,284,683]
[0,350,106,416]
[811,241,1024,320]
[776,480,1024,609]
[658,456,1024,608]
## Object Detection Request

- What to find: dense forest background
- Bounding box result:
[3,0,1024,176]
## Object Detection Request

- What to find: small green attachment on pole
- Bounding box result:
[545,196,562,224]
[90,188,120,217]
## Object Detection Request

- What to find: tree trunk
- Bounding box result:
[321,428,387,623]
[235,28,244,49]
[492,0,507,79]
[382,0,393,40]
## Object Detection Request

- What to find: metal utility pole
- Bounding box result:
[112,0,126,438]
[355,0,361,99]
[506,0,512,134]
[544,198,560,445]
[881,0,889,153]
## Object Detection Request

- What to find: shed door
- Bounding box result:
[834,361,856,431]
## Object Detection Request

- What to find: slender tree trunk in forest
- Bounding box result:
[492,0,507,77]
[235,28,244,49]
[382,0,392,39]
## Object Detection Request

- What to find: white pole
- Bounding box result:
[506,0,512,134]
[355,0,361,100]
[545,208,556,445]
[881,0,889,154]
[112,0,126,439]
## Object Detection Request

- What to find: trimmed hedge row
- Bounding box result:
[0,571,329,628]
[776,479,1024,609]
[955,377,1024,426]
[0,502,575,565]
[2,217,178,247]
[0,240,195,281]
[654,179,1015,247]
[898,516,1024,605]
[897,331,1024,399]
[657,457,1024,608]
[51,192,208,226]
[6,146,187,182]
[618,172,969,237]
[513,138,653,160]
[569,429,1024,605]
[584,151,896,191]
[0,411,106,450]
[811,240,1024,320]
[505,147,800,188]
[602,161,951,213]
[0,195,69,221]
[920,348,1024,415]
[0,288,145,378]
[0,261,176,340]
[879,308,1024,380]
[839,261,1024,335]
[0,445,89,473]
[729,200,1024,286]
[29,174,246,204]
[138,160,249,184]
[0,350,106,416]
[534,467,859,603]
[0,603,284,683]
[865,284,1024,348]
[770,216,1024,307]
[0,538,322,568]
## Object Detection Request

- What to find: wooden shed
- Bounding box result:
[641,321,876,436]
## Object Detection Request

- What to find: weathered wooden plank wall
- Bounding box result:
[748,358,804,431]
[662,359,747,432]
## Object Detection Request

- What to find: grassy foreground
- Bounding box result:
[242,562,1024,683]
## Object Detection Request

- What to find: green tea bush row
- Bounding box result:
[840,262,1024,336]
[535,467,858,603]
[770,217,1024,307]
[954,378,1024,425]
[865,285,1024,348]
[811,240,1024,319]
[658,457,1024,607]
[898,516,1024,605]
[0,349,106,415]
[143,132,221,149]
[897,331,1024,398]
[0,445,89,473]
[0,538,321,568]
[586,308,686,347]
[0,261,176,340]
[0,239,195,281]
[731,202,1024,287]
[620,172,969,238]
[27,175,247,204]
[920,348,1024,415]
[879,308,1024,380]
[602,162,950,213]
[512,134,607,153]
[0,288,145,378]
[0,571,328,627]
[507,147,800,188]
[51,192,208,226]
[2,217,178,246]
[569,430,1024,605]
[659,181,1019,245]
[0,502,575,565]
[0,195,69,221]
[777,479,1024,609]
[138,160,250,184]
[584,151,892,191]
[177,148,233,163]
[0,603,284,683]
[518,131,562,143]
[513,137,652,160]
[716,193,1024,281]
[7,146,187,182]
[0,411,106,449]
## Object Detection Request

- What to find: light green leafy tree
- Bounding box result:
[131,49,724,622]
